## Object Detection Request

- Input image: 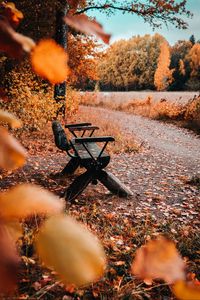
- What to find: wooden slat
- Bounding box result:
[72,142,109,160]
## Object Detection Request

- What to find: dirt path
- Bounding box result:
[79,106,200,225]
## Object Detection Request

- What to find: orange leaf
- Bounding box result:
[64,14,111,44]
[31,39,69,84]
[0,19,35,58]
[0,2,23,28]
[0,109,22,128]
[0,222,19,293]
[131,236,185,284]
[35,215,106,287]
[0,184,64,219]
[173,280,200,300]
[0,128,27,170]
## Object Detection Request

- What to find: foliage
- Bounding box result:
[154,41,174,91]
[187,43,200,78]
[81,91,200,132]
[1,62,61,130]
[67,33,100,89]
[98,34,166,91]
[98,33,200,91]
[184,96,200,128]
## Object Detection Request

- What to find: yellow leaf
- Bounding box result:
[173,280,200,300]
[35,215,106,287]
[131,236,185,284]
[0,128,26,170]
[0,184,64,219]
[0,109,22,128]
[31,39,69,84]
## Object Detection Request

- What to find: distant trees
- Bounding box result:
[98,34,165,91]
[98,34,200,91]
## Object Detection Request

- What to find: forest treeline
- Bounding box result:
[97,34,200,91]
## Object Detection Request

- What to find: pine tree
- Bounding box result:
[189,35,196,45]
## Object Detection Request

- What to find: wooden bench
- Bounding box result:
[52,121,132,202]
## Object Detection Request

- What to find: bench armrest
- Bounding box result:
[65,122,91,128]
[69,126,99,132]
[74,136,115,143]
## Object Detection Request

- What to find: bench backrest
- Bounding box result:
[52,121,71,151]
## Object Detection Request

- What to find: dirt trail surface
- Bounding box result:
[79,106,200,225]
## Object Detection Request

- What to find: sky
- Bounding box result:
[89,0,200,46]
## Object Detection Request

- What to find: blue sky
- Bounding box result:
[89,0,200,45]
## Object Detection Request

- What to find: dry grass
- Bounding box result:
[70,107,140,154]
[80,92,200,132]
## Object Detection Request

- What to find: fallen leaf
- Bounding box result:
[0,128,27,170]
[31,39,69,84]
[173,280,200,300]
[64,14,111,44]
[131,236,185,284]
[35,215,106,287]
[0,184,64,219]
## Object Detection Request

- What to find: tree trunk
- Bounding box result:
[54,6,68,116]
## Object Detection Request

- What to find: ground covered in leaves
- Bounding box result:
[0,106,199,299]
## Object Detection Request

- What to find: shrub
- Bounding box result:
[1,62,80,131]
[184,96,200,128]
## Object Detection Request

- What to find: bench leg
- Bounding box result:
[97,170,133,197]
[64,170,94,202]
[61,157,80,175]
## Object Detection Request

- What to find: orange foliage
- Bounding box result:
[154,42,173,90]
[67,33,100,86]
[188,44,200,77]
[31,39,69,84]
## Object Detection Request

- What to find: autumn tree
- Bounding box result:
[98,34,166,91]
[154,41,173,91]
[186,43,200,90]
[169,40,192,90]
